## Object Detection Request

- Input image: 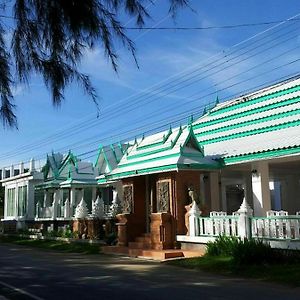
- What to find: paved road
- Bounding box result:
[0,243,299,300]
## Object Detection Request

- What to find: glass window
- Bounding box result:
[18,185,27,216]
[7,188,16,217]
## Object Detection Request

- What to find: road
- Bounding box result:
[0,243,299,300]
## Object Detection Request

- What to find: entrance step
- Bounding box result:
[135,236,151,243]
[102,246,129,255]
[103,246,205,261]
[128,241,152,249]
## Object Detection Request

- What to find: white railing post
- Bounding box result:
[35,202,40,218]
[237,197,253,240]
[64,198,70,218]
[189,201,201,237]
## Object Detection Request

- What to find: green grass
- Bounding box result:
[167,255,300,287]
[0,235,102,255]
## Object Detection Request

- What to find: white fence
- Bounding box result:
[35,195,120,221]
[177,199,300,249]
[251,216,300,240]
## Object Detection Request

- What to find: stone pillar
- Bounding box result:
[150,212,175,250]
[252,162,271,216]
[209,172,221,211]
[116,213,130,246]
[237,198,253,239]
[27,184,35,219]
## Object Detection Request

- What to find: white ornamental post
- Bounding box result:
[189,201,201,237]
[237,197,253,240]
[74,198,89,219]
[92,196,105,219]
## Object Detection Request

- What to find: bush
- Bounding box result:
[206,235,273,265]
[230,238,273,265]
[206,235,240,256]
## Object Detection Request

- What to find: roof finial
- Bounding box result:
[202,106,207,116]
[188,114,194,125]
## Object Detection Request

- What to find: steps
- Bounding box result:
[102,233,206,261]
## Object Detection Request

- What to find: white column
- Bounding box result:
[10,165,14,178]
[14,184,19,218]
[43,190,47,207]
[70,188,76,207]
[19,162,24,174]
[4,187,7,218]
[2,168,6,179]
[251,162,271,216]
[210,172,221,211]
[52,190,59,219]
[27,183,35,219]
[29,158,35,172]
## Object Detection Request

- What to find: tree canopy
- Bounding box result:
[0,0,189,128]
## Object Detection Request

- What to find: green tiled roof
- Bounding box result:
[192,76,300,164]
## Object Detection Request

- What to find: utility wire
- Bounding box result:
[3,19,299,159]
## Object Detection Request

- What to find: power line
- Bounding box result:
[2,13,300,163]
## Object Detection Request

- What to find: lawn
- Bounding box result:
[0,235,102,255]
[167,254,300,287]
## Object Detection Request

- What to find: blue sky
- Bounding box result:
[1,0,300,169]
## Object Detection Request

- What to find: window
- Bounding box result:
[6,188,16,217]
[18,185,27,217]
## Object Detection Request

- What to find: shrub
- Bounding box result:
[230,238,273,265]
[206,235,273,265]
[206,235,240,256]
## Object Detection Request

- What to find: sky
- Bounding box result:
[1,0,300,170]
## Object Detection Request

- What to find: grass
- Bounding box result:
[167,255,300,287]
[0,235,102,255]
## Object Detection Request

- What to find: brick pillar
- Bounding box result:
[150,212,175,250]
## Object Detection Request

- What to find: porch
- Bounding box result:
[178,199,300,250]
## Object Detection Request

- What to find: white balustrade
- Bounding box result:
[187,199,300,242]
